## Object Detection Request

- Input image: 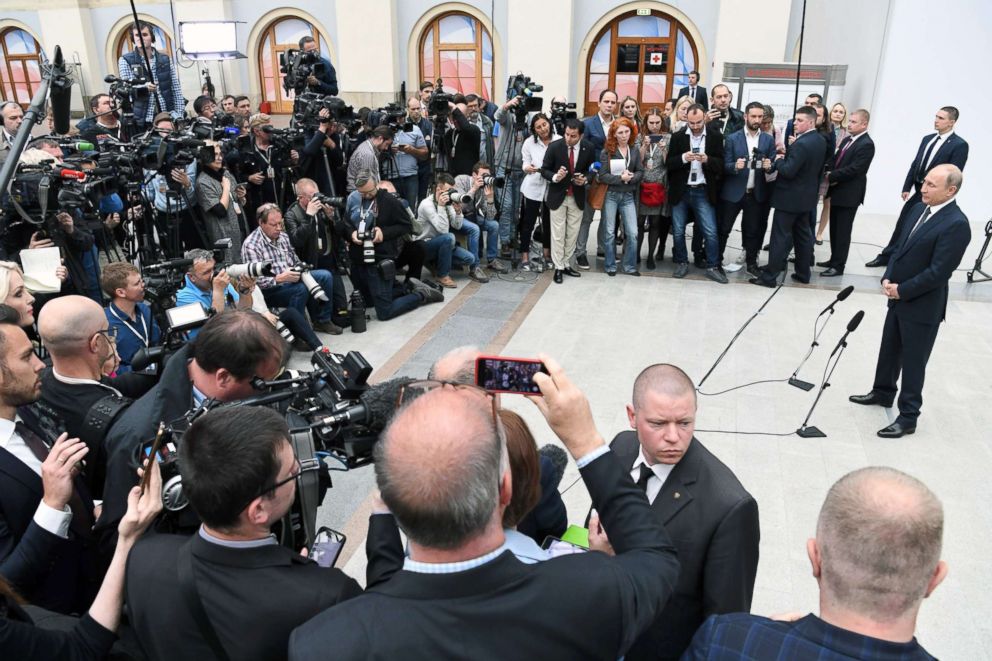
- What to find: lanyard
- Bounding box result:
[109,305,149,347]
[359,198,376,222]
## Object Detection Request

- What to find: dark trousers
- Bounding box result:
[397,239,427,281]
[878,191,922,262]
[872,309,941,425]
[261,270,335,323]
[351,263,421,321]
[277,307,323,349]
[827,205,858,271]
[314,253,348,319]
[520,198,551,254]
[721,192,765,265]
[760,209,814,283]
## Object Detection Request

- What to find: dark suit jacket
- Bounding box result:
[516,453,568,544]
[125,532,363,661]
[288,450,681,661]
[666,129,724,206]
[707,108,745,139]
[825,133,876,207]
[441,108,481,176]
[0,406,99,614]
[683,613,936,660]
[770,130,826,213]
[902,132,969,194]
[540,138,596,210]
[677,85,709,110]
[721,130,777,203]
[0,593,117,661]
[883,200,971,324]
[582,113,611,153]
[610,432,760,660]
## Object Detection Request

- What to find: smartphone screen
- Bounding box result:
[310,527,346,567]
[166,302,208,330]
[475,356,547,395]
[541,536,588,557]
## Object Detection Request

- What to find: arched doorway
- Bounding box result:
[257,16,331,114]
[418,11,493,100]
[0,27,44,107]
[584,10,698,117]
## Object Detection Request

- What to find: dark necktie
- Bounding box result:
[834,137,853,167]
[16,421,94,538]
[908,207,932,238]
[918,136,940,179]
[635,464,653,494]
[567,146,575,195]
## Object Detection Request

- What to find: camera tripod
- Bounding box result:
[966,218,992,283]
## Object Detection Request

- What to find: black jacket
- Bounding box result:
[608,432,760,660]
[440,108,481,177]
[677,85,709,110]
[707,107,745,139]
[283,200,336,267]
[540,138,596,210]
[0,595,116,661]
[770,130,827,213]
[666,129,725,206]
[825,134,876,207]
[902,132,968,194]
[344,189,412,263]
[125,533,362,661]
[288,448,680,660]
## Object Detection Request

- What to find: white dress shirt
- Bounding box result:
[0,416,72,538]
[683,129,708,185]
[922,130,954,170]
[744,128,761,191]
[630,446,675,504]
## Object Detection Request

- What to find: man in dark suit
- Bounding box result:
[720,102,777,275]
[667,105,727,283]
[125,407,364,660]
[591,364,759,660]
[542,118,595,282]
[0,320,101,614]
[818,109,876,276]
[575,88,617,269]
[684,467,946,660]
[867,106,968,268]
[783,93,823,143]
[290,356,680,660]
[850,164,971,437]
[752,106,826,286]
[677,70,708,110]
[705,84,744,139]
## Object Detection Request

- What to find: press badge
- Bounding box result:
[267,166,275,179]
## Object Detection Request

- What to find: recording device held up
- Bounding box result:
[475,356,548,395]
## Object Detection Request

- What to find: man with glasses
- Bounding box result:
[291,355,680,659]
[125,406,363,660]
[96,310,287,554]
[37,296,153,497]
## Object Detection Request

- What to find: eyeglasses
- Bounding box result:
[94,327,118,344]
[245,455,321,509]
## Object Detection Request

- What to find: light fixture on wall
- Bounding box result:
[179,21,246,60]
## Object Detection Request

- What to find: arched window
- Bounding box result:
[258,16,330,114]
[114,22,173,62]
[0,27,44,106]
[419,12,493,100]
[585,11,698,116]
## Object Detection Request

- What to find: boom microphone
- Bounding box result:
[318,377,416,433]
[49,46,74,136]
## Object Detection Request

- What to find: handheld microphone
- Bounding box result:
[819,285,854,316]
[539,444,568,491]
[829,310,865,358]
[49,46,74,136]
[57,141,95,153]
[317,377,416,433]
[588,161,601,173]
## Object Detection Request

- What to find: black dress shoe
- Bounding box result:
[553,270,563,284]
[849,392,893,407]
[815,260,832,267]
[790,274,810,284]
[646,257,656,270]
[877,422,916,438]
[815,239,824,245]
[563,267,581,277]
[820,267,843,277]
[607,271,616,277]
[749,277,775,288]
[865,257,887,268]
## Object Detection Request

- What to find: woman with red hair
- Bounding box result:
[597,117,643,275]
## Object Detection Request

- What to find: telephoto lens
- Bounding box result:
[349,290,367,333]
[274,318,295,344]
[459,193,474,205]
[299,269,329,302]
[226,261,275,278]
[481,174,505,188]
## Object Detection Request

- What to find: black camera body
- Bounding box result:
[291,93,357,133]
[507,73,544,125]
[550,100,578,135]
[280,49,326,96]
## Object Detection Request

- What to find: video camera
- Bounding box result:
[280,48,327,96]
[426,77,454,118]
[550,99,577,136]
[104,73,146,115]
[291,93,357,132]
[370,103,413,133]
[507,73,544,125]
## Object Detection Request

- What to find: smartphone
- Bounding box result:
[141,438,178,465]
[309,527,346,567]
[541,536,589,558]
[475,356,548,395]
[649,134,663,144]
[691,146,700,154]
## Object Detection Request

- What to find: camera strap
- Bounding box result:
[177,538,232,661]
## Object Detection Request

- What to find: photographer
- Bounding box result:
[465,94,495,165]
[189,95,217,140]
[416,172,487,287]
[283,178,348,322]
[195,143,247,257]
[344,173,438,322]
[95,310,287,554]
[297,35,338,97]
[77,94,120,144]
[145,113,206,254]
[101,262,161,373]
[117,21,184,130]
[233,114,299,221]
[493,96,529,254]
[125,407,360,660]
[453,162,509,274]
[706,84,745,138]
[242,204,343,335]
[300,109,346,197]
[406,96,434,202]
[440,101,481,177]
[346,125,392,192]
[387,116,428,209]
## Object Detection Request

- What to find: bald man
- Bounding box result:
[37,295,151,496]
[685,467,945,659]
[598,363,759,660]
[850,164,971,437]
[291,357,680,660]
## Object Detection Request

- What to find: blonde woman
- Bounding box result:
[619,96,642,141]
[671,95,693,132]
[816,102,850,243]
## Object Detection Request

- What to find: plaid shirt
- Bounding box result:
[117,49,185,123]
[683,613,936,661]
[241,227,300,289]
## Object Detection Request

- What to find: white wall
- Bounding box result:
[863,0,991,219]
[711,0,791,87]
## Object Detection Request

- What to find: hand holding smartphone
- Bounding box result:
[475,356,548,395]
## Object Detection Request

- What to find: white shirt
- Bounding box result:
[51,367,122,398]
[922,130,954,170]
[599,113,614,137]
[744,128,761,191]
[912,196,955,235]
[683,129,708,185]
[630,446,676,504]
[520,135,560,201]
[0,416,73,538]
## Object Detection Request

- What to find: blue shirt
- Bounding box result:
[392,126,426,177]
[143,161,198,212]
[175,275,239,338]
[106,302,161,372]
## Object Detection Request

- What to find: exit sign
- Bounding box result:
[636,8,651,15]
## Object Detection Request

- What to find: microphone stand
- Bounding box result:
[796,316,861,438]
[788,309,836,391]
[697,283,783,388]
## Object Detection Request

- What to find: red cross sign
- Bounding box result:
[649,52,663,66]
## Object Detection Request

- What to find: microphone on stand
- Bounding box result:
[49,46,74,136]
[789,285,855,391]
[796,310,865,438]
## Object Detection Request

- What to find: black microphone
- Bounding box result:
[318,377,416,433]
[539,444,568,491]
[261,125,274,134]
[49,46,73,136]
[818,285,854,316]
[130,346,166,373]
[829,310,865,358]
